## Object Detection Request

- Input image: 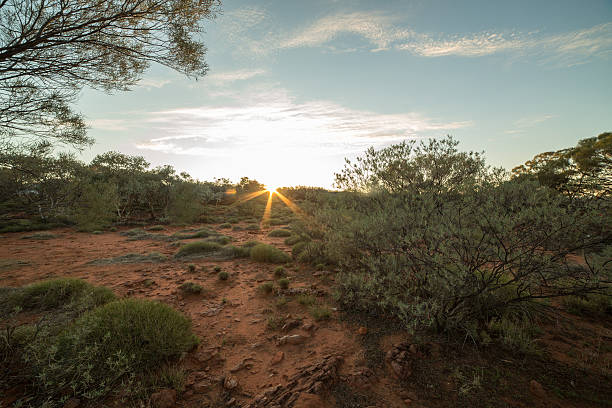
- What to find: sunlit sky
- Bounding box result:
[78,0,612,187]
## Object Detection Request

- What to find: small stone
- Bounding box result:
[391,361,403,377]
[278,334,308,345]
[271,351,284,365]
[150,389,176,408]
[529,380,546,398]
[226,397,236,406]
[357,326,368,335]
[63,398,80,408]
[409,344,418,354]
[224,374,238,390]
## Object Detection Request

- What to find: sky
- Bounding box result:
[78,0,612,188]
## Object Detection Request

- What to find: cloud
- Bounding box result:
[206,69,266,84]
[135,86,470,157]
[88,119,131,131]
[504,114,556,135]
[227,8,612,65]
[136,77,173,89]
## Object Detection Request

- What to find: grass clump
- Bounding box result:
[147,225,165,231]
[88,252,167,265]
[30,299,198,400]
[20,232,57,240]
[278,278,290,289]
[7,278,116,312]
[250,243,291,264]
[213,265,222,273]
[268,229,292,238]
[296,294,316,306]
[218,271,229,281]
[562,293,612,316]
[206,235,231,245]
[219,223,232,229]
[187,263,196,273]
[245,224,260,231]
[175,241,222,258]
[173,228,214,239]
[274,266,287,278]
[220,245,251,259]
[309,305,332,321]
[258,282,275,295]
[179,282,203,294]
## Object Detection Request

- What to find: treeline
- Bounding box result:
[0,148,277,231]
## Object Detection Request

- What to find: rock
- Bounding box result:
[294,392,326,408]
[224,375,239,390]
[281,318,302,332]
[409,344,418,354]
[271,351,284,365]
[230,358,253,373]
[63,398,81,408]
[277,334,308,345]
[302,322,315,331]
[150,388,176,408]
[357,326,368,335]
[529,380,546,398]
[226,397,236,406]
[391,361,403,377]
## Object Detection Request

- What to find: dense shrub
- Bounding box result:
[7,278,116,312]
[250,243,291,264]
[29,299,198,400]
[268,229,292,237]
[175,241,222,257]
[179,282,203,294]
[319,138,611,336]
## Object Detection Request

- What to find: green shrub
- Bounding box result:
[268,229,292,238]
[310,305,332,321]
[29,299,198,400]
[219,223,232,229]
[284,234,309,246]
[487,316,541,354]
[206,235,231,245]
[296,294,316,306]
[220,245,251,259]
[218,271,229,281]
[178,282,202,294]
[562,293,612,316]
[173,228,214,239]
[20,232,57,240]
[175,241,222,258]
[296,242,326,265]
[242,240,262,248]
[213,266,222,273]
[187,264,196,273]
[245,224,260,231]
[292,241,308,258]
[278,278,290,289]
[250,244,291,264]
[273,266,286,278]
[147,225,165,231]
[258,282,275,295]
[8,278,116,312]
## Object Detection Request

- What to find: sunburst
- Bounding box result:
[230,184,303,227]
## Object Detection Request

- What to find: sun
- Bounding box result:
[265,184,279,193]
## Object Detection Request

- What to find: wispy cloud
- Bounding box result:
[135,86,470,157]
[504,114,556,135]
[88,119,132,131]
[206,69,266,84]
[226,8,612,66]
[136,77,173,89]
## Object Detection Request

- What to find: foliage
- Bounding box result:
[178,282,202,294]
[319,137,611,335]
[310,305,332,321]
[218,271,229,280]
[0,0,220,151]
[278,278,290,289]
[250,243,291,264]
[175,241,222,258]
[258,282,275,295]
[268,229,292,237]
[274,266,287,278]
[512,132,612,199]
[28,299,198,401]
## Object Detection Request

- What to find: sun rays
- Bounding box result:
[229,186,303,227]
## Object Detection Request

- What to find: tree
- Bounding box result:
[512,132,612,199]
[0,0,220,152]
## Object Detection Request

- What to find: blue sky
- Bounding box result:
[78,0,612,187]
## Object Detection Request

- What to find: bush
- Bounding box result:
[273,266,286,278]
[278,278,290,289]
[220,245,251,259]
[213,266,222,273]
[207,235,231,245]
[310,305,332,321]
[258,282,274,295]
[250,244,291,264]
[562,292,612,316]
[292,241,308,258]
[320,138,611,336]
[8,278,116,312]
[219,223,232,229]
[29,299,198,400]
[268,229,292,237]
[179,282,202,294]
[296,294,316,306]
[175,241,222,258]
[218,271,229,281]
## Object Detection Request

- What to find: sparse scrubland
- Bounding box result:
[1,134,611,407]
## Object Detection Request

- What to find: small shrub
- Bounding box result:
[268,229,292,238]
[275,297,289,308]
[218,271,229,281]
[296,294,316,306]
[310,305,332,321]
[245,224,260,231]
[207,235,231,245]
[292,241,308,258]
[173,228,214,239]
[278,278,290,289]
[250,244,291,264]
[8,278,116,311]
[219,223,232,229]
[274,266,286,278]
[20,232,57,240]
[220,245,251,258]
[175,241,222,258]
[187,264,196,273]
[562,293,612,316]
[284,235,308,246]
[213,266,222,273]
[29,299,198,400]
[179,282,203,294]
[488,316,541,354]
[258,282,275,295]
[242,240,262,248]
[266,315,285,330]
[147,225,165,231]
